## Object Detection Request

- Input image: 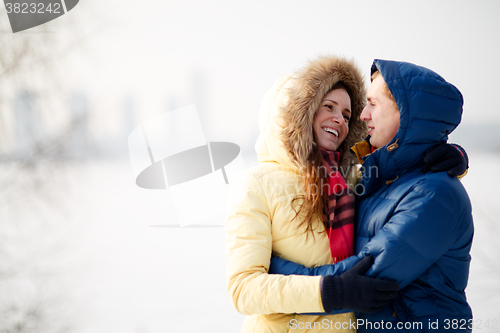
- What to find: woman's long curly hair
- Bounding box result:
[280,56,367,235]
[291,82,358,234]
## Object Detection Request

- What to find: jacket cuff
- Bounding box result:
[451,143,469,180]
[451,143,469,168]
[320,275,343,313]
[457,169,468,180]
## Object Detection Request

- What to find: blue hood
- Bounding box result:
[361,59,464,194]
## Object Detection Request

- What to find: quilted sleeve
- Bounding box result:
[225,171,326,315]
[269,254,361,277]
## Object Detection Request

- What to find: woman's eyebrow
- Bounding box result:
[323,99,338,104]
[324,99,351,113]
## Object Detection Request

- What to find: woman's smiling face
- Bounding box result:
[313,88,351,151]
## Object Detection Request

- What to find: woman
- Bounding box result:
[225,56,399,332]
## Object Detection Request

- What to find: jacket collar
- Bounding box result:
[351,137,373,164]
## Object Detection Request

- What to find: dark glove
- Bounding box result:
[423,143,469,177]
[320,256,399,314]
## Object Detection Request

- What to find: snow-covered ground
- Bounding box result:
[458,153,500,330]
[55,159,245,332]
[3,151,499,332]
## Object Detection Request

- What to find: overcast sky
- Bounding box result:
[51,0,499,154]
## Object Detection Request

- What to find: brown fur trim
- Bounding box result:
[280,56,368,172]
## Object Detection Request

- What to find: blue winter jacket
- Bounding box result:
[269,60,474,332]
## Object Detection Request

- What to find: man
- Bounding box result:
[270,60,474,332]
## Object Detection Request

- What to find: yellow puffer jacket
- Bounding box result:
[225,56,367,332]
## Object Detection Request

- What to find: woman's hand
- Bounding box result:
[423,143,468,177]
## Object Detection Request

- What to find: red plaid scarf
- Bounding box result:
[320,148,355,263]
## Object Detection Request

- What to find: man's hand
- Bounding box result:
[321,256,399,313]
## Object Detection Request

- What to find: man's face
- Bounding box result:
[360,75,400,148]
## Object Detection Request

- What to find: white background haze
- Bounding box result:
[1,0,499,332]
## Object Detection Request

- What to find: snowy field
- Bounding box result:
[2,151,499,333]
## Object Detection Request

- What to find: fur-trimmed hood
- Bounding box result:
[256,56,367,172]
